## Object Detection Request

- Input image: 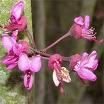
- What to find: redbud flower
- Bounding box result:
[18,54,41,90]
[70,51,98,81]
[48,54,63,71]
[2,1,27,32]
[5,16,27,32]
[71,16,96,40]
[2,34,29,70]
[48,54,71,87]
[10,1,24,23]
[70,16,103,43]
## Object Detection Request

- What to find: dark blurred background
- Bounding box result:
[31,0,104,104]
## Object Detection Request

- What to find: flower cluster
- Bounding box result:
[0,1,102,92]
[0,1,43,90]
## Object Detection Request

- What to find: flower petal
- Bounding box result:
[13,43,22,55]
[17,16,27,32]
[18,53,30,72]
[18,40,29,53]
[24,74,33,90]
[7,63,17,70]
[3,57,18,65]
[2,35,16,52]
[53,70,60,86]
[11,1,24,22]
[84,51,98,70]
[30,55,42,72]
[74,16,84,25]
[89,51,97,59]
[80,52,89,67]
[84,16,90,29]
[77,68,97,81]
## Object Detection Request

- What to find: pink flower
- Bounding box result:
[2,1,27,32]
[70,51,98,81]
[70,16,103,43]
[2,33,16,52]
[10,1,24,23]
[18,54,42,90]
[48,54,63,71]
[48,54,71,86]
[5,16,27,32]
[2,34,29,70]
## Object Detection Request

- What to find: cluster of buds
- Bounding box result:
[0,1,103,92]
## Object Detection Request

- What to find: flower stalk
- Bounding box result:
[42,31,71,52]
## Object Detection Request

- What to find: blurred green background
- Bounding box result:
[0,0,104,104]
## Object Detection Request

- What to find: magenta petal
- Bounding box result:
[84,16,90,29]
[18,53,30,72]
[2,35,16,52]
[12,30,18,40]
[18,41,29,53]
[77,68,97,81]
[11,1,24,22]
[89,51,97,60]
[13,44,22,55]
[17,16,27,32]
[30,55,42,72]
[3,56,13,64]
[74,16,84,25]
[3,55,15,63]
[3,57,17,65]
[79,52,89,67]
[84,51,98,70]
[7,63,17,70]
[24,74,33,90]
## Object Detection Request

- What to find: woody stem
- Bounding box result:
[30,47,70,62]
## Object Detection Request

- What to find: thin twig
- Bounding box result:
[42,31,71,52]
[30,47,70,62]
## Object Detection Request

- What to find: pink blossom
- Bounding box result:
[2,34,16,52]
[70,16,103,43]
[70,51,98,81]
[18,53,41,90]
[10,1,24,23]
[48,54,71,86]
[2,34,29,70]
[48,54,63,71]
[5,16,27,32]
[2,1,27,32]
